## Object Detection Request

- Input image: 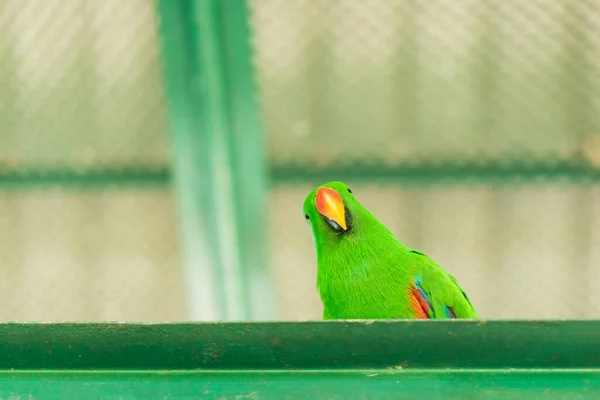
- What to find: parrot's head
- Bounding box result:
[303,181,357,239]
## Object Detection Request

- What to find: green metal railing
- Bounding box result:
[6,158,600,189]
[0,321,599,398]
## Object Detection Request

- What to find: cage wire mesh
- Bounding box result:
[0,0,186,321]
[250,0,600,319]
[3,0,600,322]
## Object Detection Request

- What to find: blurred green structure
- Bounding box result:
[1,0,600,321]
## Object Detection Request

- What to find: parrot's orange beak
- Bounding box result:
[315,187,350,232]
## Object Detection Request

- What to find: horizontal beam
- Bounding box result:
[271,159,600,186]
[0,167,170,189]
[3,160,600,189]
[1,370,599,399]
[0,320,599,370]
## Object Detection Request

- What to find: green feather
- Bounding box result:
[303,181,479,320]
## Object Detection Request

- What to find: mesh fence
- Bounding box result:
[3,0,600,321]
[250,0,600,319]
[0,0,169,169]
[0,0,185,321]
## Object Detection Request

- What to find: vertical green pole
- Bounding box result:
[216,0,276,320]
[157,0,275,321]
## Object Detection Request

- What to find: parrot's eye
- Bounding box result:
[347,188,352,193]
[304,213,310,221]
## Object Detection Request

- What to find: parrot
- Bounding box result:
[302,181,479,320]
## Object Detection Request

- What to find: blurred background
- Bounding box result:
[1,0,600,321]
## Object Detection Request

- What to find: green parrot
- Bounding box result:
[303,181,479,320]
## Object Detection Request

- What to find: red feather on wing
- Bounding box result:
[410,286,431,319]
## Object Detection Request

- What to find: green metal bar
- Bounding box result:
[157,0,275,320]
[5,160,600,189]
[2,321,600,397]
[1,370,599,399]
[157,0,224,320]
[218,0,275,320]
[0,321,599,369]
[0,168,170,188]
[270,159,600,186]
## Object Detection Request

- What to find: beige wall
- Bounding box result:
[0,190,186,321]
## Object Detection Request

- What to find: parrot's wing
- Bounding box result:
[408,249,479,319]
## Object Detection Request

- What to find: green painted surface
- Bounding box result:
[216,0,276,322]
[158,0,224,320]
[1,370,599,399]
[5,159,600,189]
[271,159,600,186]
[0,321,599,398]
[0,320,599,370]
[0,168,171,188]
[157,0,274,321]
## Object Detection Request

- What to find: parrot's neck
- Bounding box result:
[315,210,415,319]
[316,223,403,281]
